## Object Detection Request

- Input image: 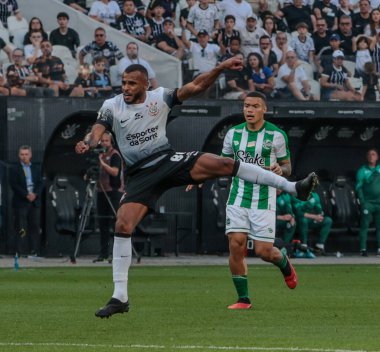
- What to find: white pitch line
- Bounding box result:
[0,342,376,352]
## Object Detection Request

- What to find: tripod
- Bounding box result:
[72,179,140,263]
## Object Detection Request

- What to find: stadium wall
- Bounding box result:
[1,98,380,255]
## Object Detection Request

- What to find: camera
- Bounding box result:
[85,145,107,180]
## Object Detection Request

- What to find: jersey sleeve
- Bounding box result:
[274,130,290,162]
[163,88,182,108]
[96,101,114,130]
[221,129,234,158]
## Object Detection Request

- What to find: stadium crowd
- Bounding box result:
[0,0,380,100]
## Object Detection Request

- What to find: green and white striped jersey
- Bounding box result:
[221,121,290,210]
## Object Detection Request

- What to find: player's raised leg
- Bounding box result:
[190,154,318,201]
[95,202,148,318]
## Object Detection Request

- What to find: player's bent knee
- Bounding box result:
[115,220,135,235]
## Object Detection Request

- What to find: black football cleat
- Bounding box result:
[95,298,130,319]
[295,172,319,201]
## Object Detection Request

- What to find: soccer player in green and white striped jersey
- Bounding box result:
[222,92,298,310]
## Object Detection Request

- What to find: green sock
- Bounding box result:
[275,248,291,276]
[232,275,249,299]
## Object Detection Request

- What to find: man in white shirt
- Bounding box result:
[276,50,311,100]
[89,0,121,26]
[187,0,220,40]
[218,0,254,31]
[272,32,294,66]
[239,15,268,59]
[117,42,158,89]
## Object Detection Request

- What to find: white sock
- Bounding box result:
[316,243,324,250]
[112,236,131,303]
[236,162,297,195]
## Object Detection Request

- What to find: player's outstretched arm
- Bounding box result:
[177,57,244,102]
[75,123,106,154]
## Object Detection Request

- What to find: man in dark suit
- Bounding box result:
[10,145,42,256]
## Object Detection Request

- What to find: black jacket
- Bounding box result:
[9,163,42,208]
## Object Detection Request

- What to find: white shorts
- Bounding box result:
[225,205,276,243]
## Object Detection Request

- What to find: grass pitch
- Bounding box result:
[0,264,379,352]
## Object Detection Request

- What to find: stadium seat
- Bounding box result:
[64,61,79,84]
[330,176,360,229]
[7,15,28,43]
[134,213,168,257]
[343,60,355,77]
[109,64,121,87]
[52,45,74,61]
[0,27,10,44]
[49,175,80,235]
[309,79,321,100]
[299,60,314,79]
[348,77,363,92]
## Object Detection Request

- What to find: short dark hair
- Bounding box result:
[245,91,267,103]
[124,64,148,78]
[57,12,69,20]
[230,36,241,44]
[224,15,236,23]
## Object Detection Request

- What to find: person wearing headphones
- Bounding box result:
[94,132,125,262]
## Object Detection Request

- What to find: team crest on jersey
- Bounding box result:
[262,140,273,149]
[146,101,160,117]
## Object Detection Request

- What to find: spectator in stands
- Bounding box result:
[313,18,332,56]
[217,15,240,56]
[313,0,338,31]
[148,2,165,44]
[6,48,54,97]
[361,62,379,100]
[23,17,48,46]
[320,50,362,100]
[254,35,279,76]
[290,22,315,64]
[334,15,356,57]
[273,31,293,66]
[0,69,9,96]
[147,0,177,20]
[364,9,380,37]
[293,191,332,256]
[157,18,185,59]
[247,52,275,97]
[90,56,113,98]
[318,33,344,73]
[0,35,13,62]
[276,50,312,100]
[49,12,80,58]
[79,27,123,70]
[353,0,371,34]
[9,145,42,256]
[223,52,250,99]
[89,0,121,26]
[219,36,241,61]
[372,31,380,71]
[33,40,83,97]
[240,15,268,59]
[116,0,146,16]
[73,63,97,97]
[180,0,196,22]
[63,0,88,15]
[353,35,373,76]
[218,0,254,31]
[24,30,43,65]
[262,16,277,44]
[275,0,316,33]
[0,0,22,28]
[276,190,296,244]
[182,29,220,80]
[186,0,220,41]
[116,0,151,43]
[356,148,380,257]
[336,0,353,20]
[117,42,158,89]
